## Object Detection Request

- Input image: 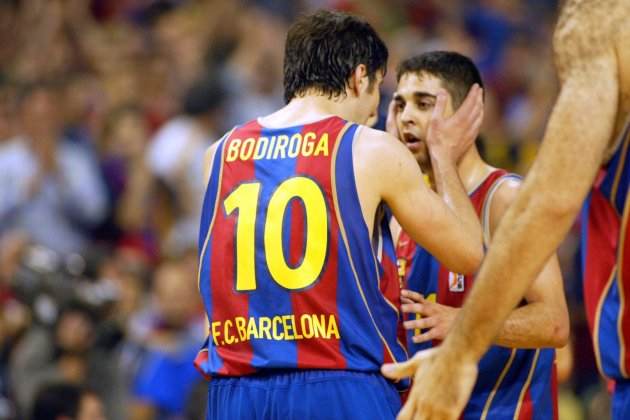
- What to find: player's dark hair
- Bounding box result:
[32,382,82,420]
[397,51,484,109]
[283,10,388,103]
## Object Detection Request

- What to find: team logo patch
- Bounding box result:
[448,272,465,292]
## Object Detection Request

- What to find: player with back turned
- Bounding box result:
[194,9,485,420]
[382,1,630,419]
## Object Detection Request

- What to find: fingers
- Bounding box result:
[396,398,416,420]
[403,316,436,331]
[411,329,438,344]
[381,356,420,380]
[430,89,448,123]
[401,289,424,303]
[450,85,483,130]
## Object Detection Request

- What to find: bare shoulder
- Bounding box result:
[353,125,411,167]
[553,0,622,77]
[488,176,522,236]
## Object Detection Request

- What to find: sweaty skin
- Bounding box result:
[383,0,630,419]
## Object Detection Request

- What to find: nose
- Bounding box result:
[399,104,415,126]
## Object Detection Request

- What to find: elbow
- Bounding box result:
[450,245,483,275]
[549,315,570,348]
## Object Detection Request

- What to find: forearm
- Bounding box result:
[430,152,482,259]
[441,84,614,362]
[493,302,566,348]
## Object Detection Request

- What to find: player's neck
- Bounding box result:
[259,95,360,127]
[457,146,496,193]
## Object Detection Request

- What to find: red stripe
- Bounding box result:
[210,121,261,375]
[620,196,630,373]
[583,189,619,335]
[291,117,347,369]
[517,388,533,420]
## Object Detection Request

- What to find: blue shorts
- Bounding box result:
[613,380,630,420]
[207,370,401,420]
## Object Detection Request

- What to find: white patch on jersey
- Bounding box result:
[448,272,465,292]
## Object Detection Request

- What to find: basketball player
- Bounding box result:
[382,1,630,419]
[391,51,569,419]
[194,10,485,419]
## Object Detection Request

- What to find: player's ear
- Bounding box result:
[350,64,369,96]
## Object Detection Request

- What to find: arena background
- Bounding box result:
[0,0,605,419]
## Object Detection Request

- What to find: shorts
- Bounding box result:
[207,370,401,420]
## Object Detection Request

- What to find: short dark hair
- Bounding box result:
[32,383,81,420]
[283,10,388,103]
[397,51,483,109]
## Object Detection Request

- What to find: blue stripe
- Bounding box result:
[406,250,438,354]
[531,349,555,420]
[601,133,630,214]
[600,275,623,378]
[480,350,535,419]
[248,124,305,369]
[334,124,407,373]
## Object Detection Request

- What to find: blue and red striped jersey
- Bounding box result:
[397,170,558,420]
[581,116,630,381]
[194,116,407,381]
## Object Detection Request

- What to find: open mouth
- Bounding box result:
[402,132,424,150]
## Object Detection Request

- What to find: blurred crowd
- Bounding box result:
[0,0,604,419]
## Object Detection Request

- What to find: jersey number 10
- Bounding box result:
[224,176,328,292]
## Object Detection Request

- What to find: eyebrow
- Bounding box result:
[393,91,438,101]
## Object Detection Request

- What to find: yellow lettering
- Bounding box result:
[224,320,235,344]
[313,133,329,156]
[282,315,294,340]
[253,137,269,160]
[247,317,259,339]
[291,315,303,340]
[272,316,284,340]
[235,317,247,340]
[301,132,316,156]
[313,314,326,338]
[300,315,314,339]
[211,321,222,345]
[259,317,272,339]
[226,139,241,162]
[273,135,289,159]
[326,314,340,339]
[266,136,277,159]
[239,138,256,161]
[287,133,301,158]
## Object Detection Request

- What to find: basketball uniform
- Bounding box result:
[581,116,630,419]
[194,116,405,419]
[397,170,558,420]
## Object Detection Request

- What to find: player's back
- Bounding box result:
[194,115,405,379]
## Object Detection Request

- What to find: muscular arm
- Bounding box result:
[360,130,483,274]
[486,179,569,348]
[441,12,618,364]
[366,86,484,274]
[403,179,569,348]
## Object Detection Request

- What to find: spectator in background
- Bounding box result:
[0,82,108,255]
[146,77,226,257]
[130,260,204,420]
[31,382,106,420]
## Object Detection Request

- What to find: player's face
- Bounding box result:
[393,73,455,166]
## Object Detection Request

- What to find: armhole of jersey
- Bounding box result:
[481,174,522,245]
[205,127,236,185]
